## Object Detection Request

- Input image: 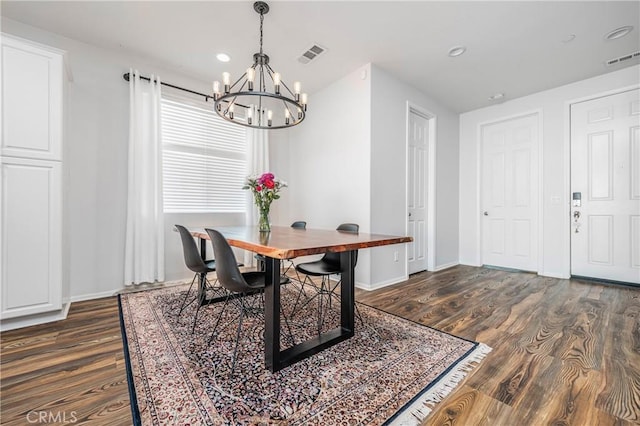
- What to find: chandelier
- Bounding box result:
[212,1,307,130]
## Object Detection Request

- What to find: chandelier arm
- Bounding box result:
[282,98,295,121]
[223,77,252,113]
[266,63,297,99]
[258,94,263,126]
[229,72,248,92]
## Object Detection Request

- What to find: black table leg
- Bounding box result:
[264,256,281,371]
[199,238,207,260]
[340,250,355,334]
[197,238,208,305]
[264,250,356,372]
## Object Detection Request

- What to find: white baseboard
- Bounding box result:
[69,289,122,303]
[0,302,71,332]
[356,275,409,291]
[538,271,570,279]
[69,279,192,303]
[458,261,482,267]
[432,262,459,272]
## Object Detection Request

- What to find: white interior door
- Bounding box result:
[407,110,428,274]
[481,113,539,271]
[570,88,640,284]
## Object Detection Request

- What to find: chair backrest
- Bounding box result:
[337,223,358,233]
[205,228,254,293]
[323,223,359,269]
[176,224,210,274]
[291,221,307,229]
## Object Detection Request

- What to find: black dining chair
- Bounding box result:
[294,223,361,332]
[175,225,220,333]
[205,228,295,375]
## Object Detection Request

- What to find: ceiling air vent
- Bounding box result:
[298,44,327,64]
[605,51,640,66]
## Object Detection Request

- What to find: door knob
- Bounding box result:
[483,211,489,216]
[573,211,580,219]
[408,212,412,217]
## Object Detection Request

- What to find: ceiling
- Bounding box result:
[2,1,639,113]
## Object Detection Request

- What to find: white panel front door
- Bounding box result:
[407,110,428,274]
[481,113,539,271]
[570,88,640,284]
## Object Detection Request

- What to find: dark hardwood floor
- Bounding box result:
[357,266,640,425]
[1,265,638,425]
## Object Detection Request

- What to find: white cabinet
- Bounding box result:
[1,35,63,161]
[1,157,62,318]
[1,34,65,325]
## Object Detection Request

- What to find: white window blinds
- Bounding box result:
[161,93,247,213]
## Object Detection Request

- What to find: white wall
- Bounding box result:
[285,64,372,285]
[459,65,640,278]
[1,18,243,300]
[283,63,460,289]
[370,65,460,287]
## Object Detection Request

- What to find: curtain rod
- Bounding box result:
[122,72,212,101]
[122,72,249,109]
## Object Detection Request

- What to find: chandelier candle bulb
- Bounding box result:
[294,81,301,96]
[246,68,255,91]
[222,72,231,93]
[301,93,308,111]
[247,107,253,125]
[273,73,281,94]
[229,103,234,120]
[267,109,273,127]
[212,81,220,100]
[285,108,290,125]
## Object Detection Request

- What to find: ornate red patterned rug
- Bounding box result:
[119,282,490,425]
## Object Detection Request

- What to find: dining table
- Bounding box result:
[190,225,412,372]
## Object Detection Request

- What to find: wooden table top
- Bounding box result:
[191,226,412,259]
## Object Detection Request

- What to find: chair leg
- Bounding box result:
[279,302,296,346]
[190,272,207,333]
[230,310,245,375]
[177,274,198,317]
[291,275,322,316]
[327,278,365,325]
[208,296,231,344]
[290,275,311,316]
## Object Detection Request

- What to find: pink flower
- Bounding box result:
[255,185,263,191]
[259,172,274,185]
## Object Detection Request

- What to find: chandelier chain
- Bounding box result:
[259,12,264,56]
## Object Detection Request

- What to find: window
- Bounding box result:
[161,93,247,213]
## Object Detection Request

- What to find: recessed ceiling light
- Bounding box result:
[604,26,633,41]
[489,93,505,101]
[448,46,467,57]
[216,53,231,62]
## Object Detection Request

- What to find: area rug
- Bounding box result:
[119,282,491,425]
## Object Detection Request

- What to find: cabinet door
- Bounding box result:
[1,34,63,161]
[1,156,62,318]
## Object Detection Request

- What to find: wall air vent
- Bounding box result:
[605,51,640,66]
[298,44,327,64]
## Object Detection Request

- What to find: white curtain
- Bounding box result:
[244,127,270,266]
[124,69,165,285]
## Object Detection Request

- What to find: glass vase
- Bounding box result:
[258,207,271,232]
